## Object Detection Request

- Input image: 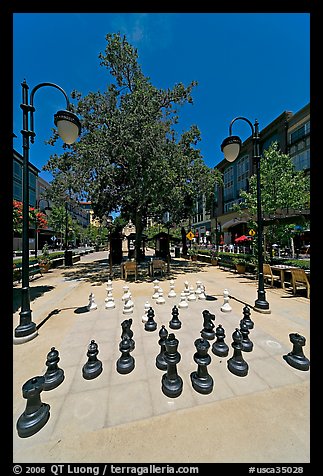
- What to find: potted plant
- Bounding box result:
[38,243,51,272]
[210,249,218,265]
[188,247,198,261]
[233,257,247,274]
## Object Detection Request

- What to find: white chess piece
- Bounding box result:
[122,285,131,301]
[156,287,166,305]
[142,301,151,323]
[198,284,206,300]
[168,279,176,298]
[183,281,190,296]
[152,280,160,299]
[195,280,203,297]
[123,295,133,314]
[221,289,232,312]
[106,279,113,292]
[105,290,115,309]
[178,291,188,308]
[87,292,97,311]
[187,285,197,301]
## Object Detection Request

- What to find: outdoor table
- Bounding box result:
[270,265,299,289]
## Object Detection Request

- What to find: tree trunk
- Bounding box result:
[134,211,144,263]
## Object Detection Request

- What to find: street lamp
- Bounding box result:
[221,117,270,314]
[14,80,81,343]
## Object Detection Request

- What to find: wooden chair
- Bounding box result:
[123,261,138,281]
[290,268,310,298]
[263,263,281,287]
[151,259,166,278]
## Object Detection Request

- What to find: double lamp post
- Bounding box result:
[221,117,270,314]
[14,80,81,344]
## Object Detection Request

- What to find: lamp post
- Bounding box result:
[221,117,270,314]
[14,80,81,343]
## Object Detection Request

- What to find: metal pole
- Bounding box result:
[64,201,68,264]
[253,120,270,313]
[14,80,38,341]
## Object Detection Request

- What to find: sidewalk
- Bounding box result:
[13,252,310,463]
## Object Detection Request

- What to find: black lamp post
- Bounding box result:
[221,117,270,314]
[14,80,81,343]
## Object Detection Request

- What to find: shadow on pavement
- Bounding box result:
[13,285,55,313]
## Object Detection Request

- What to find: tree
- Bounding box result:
[13,200,47,235]
[234,142,310,256]
[44,33,221,261]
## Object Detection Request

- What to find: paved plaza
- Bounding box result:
[13,251,310,464]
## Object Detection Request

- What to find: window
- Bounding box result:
[223,166,234,201]
[236,155,249,191]
[292,150,310,171]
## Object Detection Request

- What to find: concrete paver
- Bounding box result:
[13,251,310,463]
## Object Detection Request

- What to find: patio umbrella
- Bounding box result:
[234,235,252,243]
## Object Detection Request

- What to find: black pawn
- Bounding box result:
[240,304,254,330]
[16,376,50,438]
[200,310,216,340]
[212,324,229,357]
[190,338,213,394]
[240,321,253,352]
[283,333,310,371]
[169,305,182,330]
[156,325,169,371]
[43,347,65,391]
[82,340,103,380]
[145,307,157,332]
[227,328,249,377]
[121,318,135,352]
[162,333,183,398]
[116,335,135,374]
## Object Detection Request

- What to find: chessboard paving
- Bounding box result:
[13,276,310,447]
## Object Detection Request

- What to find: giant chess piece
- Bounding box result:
[105,289,115,309]
[211,324,229,357]
[152,280,160,299]
[283,333,310,371]
[227,328,249,377]
[161,333,183,398]
[195,280,203,298]
[43,347,65,391]
[156,287,166,305]
[187,285,197,301]
[168,279,176,298]
[178,291,188,309]
[240,320,253,352]
[121,318,135,352]
[221,289,232,312]
[116,335,135,374]
[82,340,103,380]
[169,305,182,330]
[190,338,214,394]
[123,294,134,314]
[200,310,216,340]
[142,301,151,323]
[156,325,169,371]
[16,376,50,438]
[240,304,254,330]
[144,307,157,332]
[198,284,207,300]
[87,292,97,311]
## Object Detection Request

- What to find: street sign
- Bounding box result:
[186,231,195,241]
[249,229,256,236]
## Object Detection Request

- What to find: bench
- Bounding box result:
[13,260,43,283]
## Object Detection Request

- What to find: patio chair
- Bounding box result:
[151,259,166,278]
[290,268,310,298]
[123,261,138,281]
[263,263,281,287]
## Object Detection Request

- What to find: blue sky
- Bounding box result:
[13,13,310,183]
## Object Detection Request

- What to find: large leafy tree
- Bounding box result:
[44,33,220,260]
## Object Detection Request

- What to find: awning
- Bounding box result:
[222,218,247,230]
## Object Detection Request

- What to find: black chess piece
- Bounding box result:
[82,340,103,380]
[190,338,213,394]
[169,305,182,330]
[162,333,183,398]
[116,335,135,374]
[200,310,216,340]
[240,304,254,330]
[156,325,169,371]
[239,321,253,352]
[43,347,65,391]
[227,328,249,377]
[145,307,157,332]
[16,376,50,438]
[212,324,229,357]
[283,333,310,371]
[121,318,135,351]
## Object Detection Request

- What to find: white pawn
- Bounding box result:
[152,280,160,299]
[198,284,206,300]
[123,295,133,314]
[183,281,190,296]
[105,290,115,309]
[106,279,113,292]
[156,287,166,305]
[168,279,176,298]
[187,285,197,301]
[142,301,151,323]
[122,285,131,301]
[195,280,203,297]
[221,289,232,312]
[178,291,188,309]
[87,292,97,311]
